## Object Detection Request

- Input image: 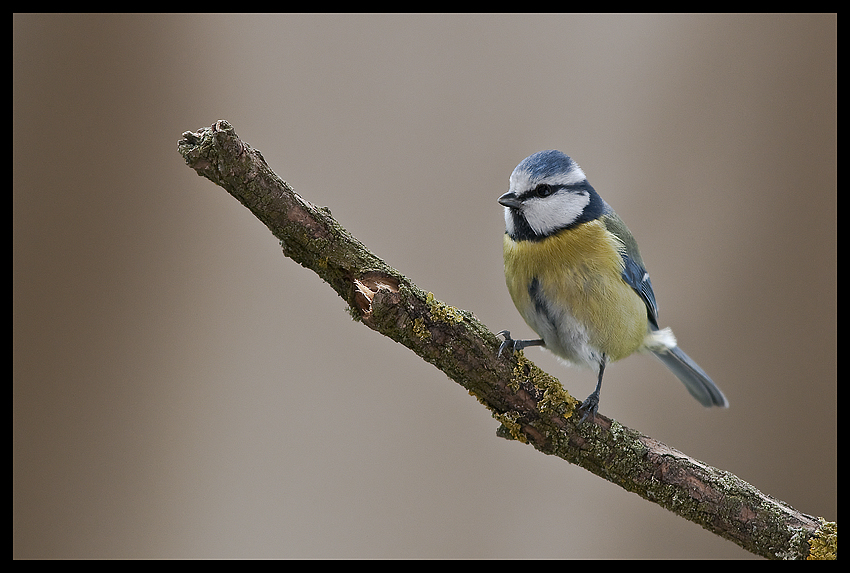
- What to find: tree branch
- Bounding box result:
[177,120,835,560]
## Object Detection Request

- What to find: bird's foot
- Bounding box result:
[497,330,544,357]
[578,391,600,423]
[497,330,517,357]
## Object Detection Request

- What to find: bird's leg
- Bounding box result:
[579,355,607,422]
[497,330,545,357]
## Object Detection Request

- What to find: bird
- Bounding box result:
[497,150,728,422]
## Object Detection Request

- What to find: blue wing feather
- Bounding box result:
[621,254,659,329]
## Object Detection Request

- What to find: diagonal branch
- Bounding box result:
[177,120,835,560]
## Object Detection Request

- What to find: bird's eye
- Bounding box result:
[535,184,554,198]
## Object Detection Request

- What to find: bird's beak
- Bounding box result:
[498,192,522,209]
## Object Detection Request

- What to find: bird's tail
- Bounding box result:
[652,345,728,408]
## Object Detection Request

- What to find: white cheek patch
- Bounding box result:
[523,191,590,236]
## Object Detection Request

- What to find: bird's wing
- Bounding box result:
[601,211,660,328]
[621,254,659,329]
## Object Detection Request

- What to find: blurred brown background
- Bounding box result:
[13,14,835,559]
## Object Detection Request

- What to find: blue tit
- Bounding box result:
[497,150,728,421]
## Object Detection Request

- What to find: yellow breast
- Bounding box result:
[503,220,648,362]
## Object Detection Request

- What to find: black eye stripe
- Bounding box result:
[518,183,588,202]
[522,183,560,200]
[535,184,553,197]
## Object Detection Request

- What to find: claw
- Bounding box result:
[578,392,599,423]
[497,330,545,357]
[497,330,514,357]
